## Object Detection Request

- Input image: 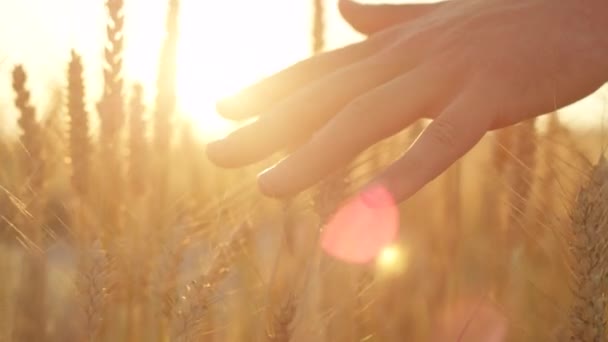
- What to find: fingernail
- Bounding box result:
[206,140,222,152]
[257,169,277,197]
[359,183,393,209]
[206,140,228,163]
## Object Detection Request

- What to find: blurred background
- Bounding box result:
[1,0,606,139]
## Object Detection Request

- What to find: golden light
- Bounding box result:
[173,0,312,141]
[0,0,338,140]
[0,0,605,138]
[376,244,409,275]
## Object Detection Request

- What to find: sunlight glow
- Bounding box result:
[173,0,311,140]
[0,0,605,139]
[376,245,409,275]
[377,246,400,267]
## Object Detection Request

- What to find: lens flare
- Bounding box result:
[376,245,409,275]
[321,184,399,264]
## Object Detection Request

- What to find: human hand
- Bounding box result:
[207,0,608,204]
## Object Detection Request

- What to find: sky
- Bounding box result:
[0,0,606,140]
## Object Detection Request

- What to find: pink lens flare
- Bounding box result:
[320,184,400,264]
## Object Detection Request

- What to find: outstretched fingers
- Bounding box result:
[207,50,416,168]
[257,61,455,197]
[366,90,494,204]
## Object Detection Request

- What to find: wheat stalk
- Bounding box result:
[568,156,608,341]
[353,271,376,341]
[150,0,180,232]
[535,114,562,228]
[11,65,47,251]
[312,0,325,54]
[506,118,538,247]
[68,50,91,198]
[267,293,297,342]
[171,223,251,340]
[154,0,179,154]
[13,65,45,198]
[314,170,356,341]
[97,0,126,236]
[75,238,112,342]
[98,0,125,149]
[128,84,147,196]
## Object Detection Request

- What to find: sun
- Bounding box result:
[119,0,365,142]
[376,244,410,275]
[172,0,312,141]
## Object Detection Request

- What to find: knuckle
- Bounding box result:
[427,117,459,150]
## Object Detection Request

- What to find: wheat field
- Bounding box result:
[1,1,607,341]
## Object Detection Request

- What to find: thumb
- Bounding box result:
[338,0,443,35]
